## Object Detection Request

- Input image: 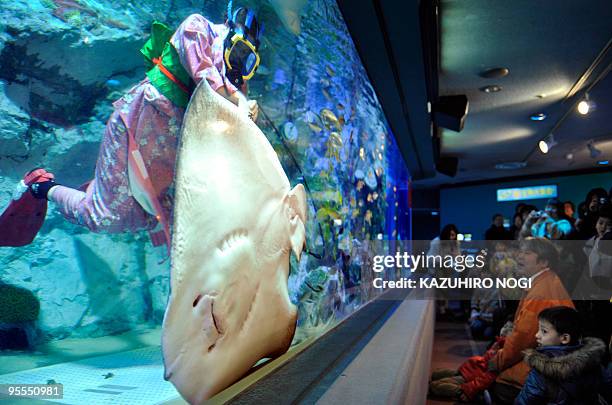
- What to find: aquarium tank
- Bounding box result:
[0,0,411,402]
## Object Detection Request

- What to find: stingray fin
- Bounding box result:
[286,184,307,259]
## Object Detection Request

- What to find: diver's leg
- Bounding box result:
[48,111,153,233]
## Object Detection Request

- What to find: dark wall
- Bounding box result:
[411,188,440,240]
[440,171,612,239]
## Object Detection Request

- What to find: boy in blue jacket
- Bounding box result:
[515,306,612,404]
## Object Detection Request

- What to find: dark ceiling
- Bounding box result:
[337,0,612,188]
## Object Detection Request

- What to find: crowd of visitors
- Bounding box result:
[429,187,612,404]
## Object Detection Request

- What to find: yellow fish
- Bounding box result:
[326,66,335,76]
[308,122,323,133]
[320,108,342,131]
[322,88,332,101]
[326,132,343,161]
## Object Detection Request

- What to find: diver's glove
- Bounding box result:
[30,180,57,200]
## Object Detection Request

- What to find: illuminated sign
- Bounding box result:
[496,185,558,202]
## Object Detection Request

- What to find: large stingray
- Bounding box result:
[162,80,307,403]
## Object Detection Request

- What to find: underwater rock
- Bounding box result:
[162,79,307,402]
[0,6,144,126]
[0,82,30,158]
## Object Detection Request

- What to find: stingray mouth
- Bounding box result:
[192,293,225,352]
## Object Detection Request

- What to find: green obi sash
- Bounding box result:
[140,21,195,108]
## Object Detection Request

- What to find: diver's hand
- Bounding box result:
[30,180,57,200]
[247,100,259,122]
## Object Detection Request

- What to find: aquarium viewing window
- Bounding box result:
[496,185,558,202]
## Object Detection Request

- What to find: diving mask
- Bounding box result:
[224,33,260,85]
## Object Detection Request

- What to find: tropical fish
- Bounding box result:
[325,66,335,76]
[337,103,345,111]
[308,122,323,133]
[162,80,307,403]
[365,167,377,189]
[105,79,121,87]
[320,108,339,130]
[325,131,343,161]
[338,116,345,127]
[322,87,333,101]
[317,207,341,221]
[283,121,298,141]
[365,210,373,225]
[268,0,308,35]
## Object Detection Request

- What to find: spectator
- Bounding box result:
[487,238,574,404]
[485,214,511,241]
[515,306,612,404]
[509,213,523,240]
[428,224,460,257]
[584,204,612,290]
[577,188,609,239]
[521,199,572,240]
[564,200,576,226]
[469,276,504,340]
[520,205,538,223]
[428,224,460,318]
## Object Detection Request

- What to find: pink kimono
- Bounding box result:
[50,14,238,234]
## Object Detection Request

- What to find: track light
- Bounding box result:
[577,93,595,115]
[587,141,602,158]
[538,134,557,154]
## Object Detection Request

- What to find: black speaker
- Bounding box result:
[436,156,458,177]
[433,95,469,132]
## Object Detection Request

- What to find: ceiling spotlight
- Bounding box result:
[565,153,574,160]
[587,141,602,158]
[479,67,510,78]
[480,85,502,93]
[577,93,595,115]
[538,134,557,154]
[530,113,547,121]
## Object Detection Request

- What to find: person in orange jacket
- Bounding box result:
[487,237,574,404]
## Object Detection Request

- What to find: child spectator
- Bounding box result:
[584,204,612,289]
[515,306,612,404]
